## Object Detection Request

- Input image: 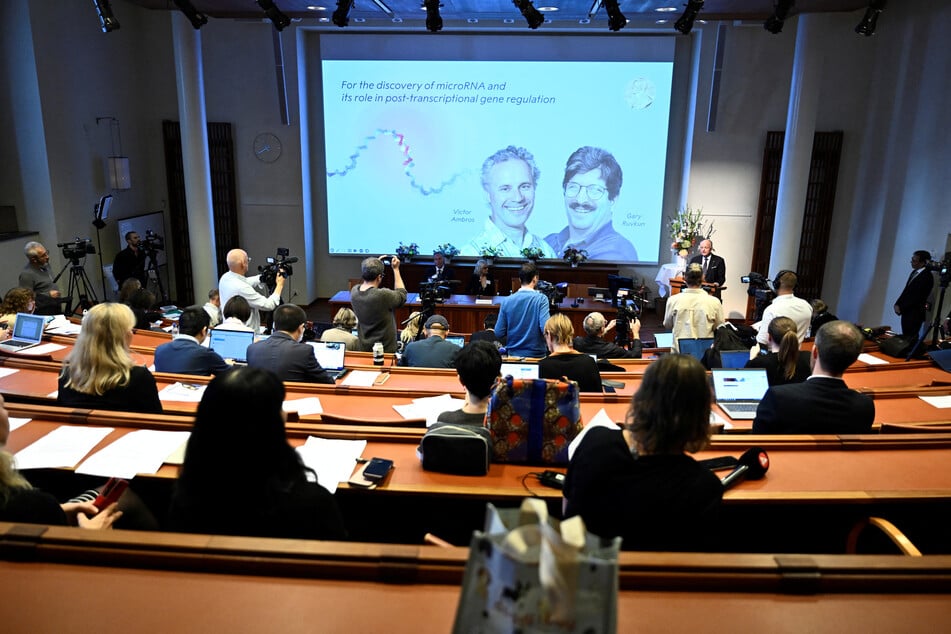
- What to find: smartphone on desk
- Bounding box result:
[349,458,394,488]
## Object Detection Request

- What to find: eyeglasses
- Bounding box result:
[565,183,607,200]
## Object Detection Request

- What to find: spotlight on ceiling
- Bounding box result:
[172,0,208,30]
[513,0,545,30]
[423,0,443,33]
[674,0,705,35]
[855,0,886,37]
[602,0,627,32]
[93,0,120,33]
[764,0,794,34]
[256,0,291,31]
[331,0,354,27]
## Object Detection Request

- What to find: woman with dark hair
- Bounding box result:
[168,367,346,540]
[563,354,722,551]
[215,295,254,332]
[745,316,811,385]
[128,287,161,330]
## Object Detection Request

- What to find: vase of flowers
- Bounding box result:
[479,245,503,266]
[395,241,419,263]
[669,205,713,268]
[520,246,545,262]
[562,245,588,268]
[435,243,460,263]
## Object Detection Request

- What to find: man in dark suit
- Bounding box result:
[688,239,726,288]
[470,313,502,347]
[424,252,455,284]
[247,304,334,384]
[154,308,231,376]
[573,311,642,359]
[893,250,934,337]
[400,314,460,368]
[112,231,148,288]
[752,320,874,434]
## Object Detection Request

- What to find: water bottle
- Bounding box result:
[171,320,179,337]
[372,342,384,366]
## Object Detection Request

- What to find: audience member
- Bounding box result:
[0,288,35,329]
[466,259,495,296]
[425,251,455,283]
[168,367,346,540]
[663,264,724,352]
[573,311,642,359]
[538,313,602,392]
[351,256,407,353]
[321,307,359,351]
[756,270,812,346]
[470,313,501,346]
[216,295,254,331]
[247,304,334,383]
[58,303,163,414]
[128,287,161,330]
[893,250,934,337]
[753,321,874,434]
[154,307,231,376]
[495,262,549,358]
[117,277,142,304]
[564,354,722,551]
[112,231,147,287]
[745,316,811,385]
[203,289,222,328]
[219,248,284,334]
[18,241,62,315]
[809,299,838,337]
[400,311,423,347]
[436,341,502,425]
[400,314,459,369]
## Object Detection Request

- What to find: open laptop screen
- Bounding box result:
[500,363,539,380]
[678,337,714,361]
[311,341,346,371]
[207,328,254,363]
[12,313,45,343]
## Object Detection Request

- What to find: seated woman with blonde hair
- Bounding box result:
[538,313,602,392]
[321,307,359,350]
[0,287,35,329]
[57,303,162,413]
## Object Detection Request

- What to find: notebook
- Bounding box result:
[500,363,539,380]
[0,313,46,353]
[207,328,254,363]
[711,368,771,419]
[310,341,349,380]
[653,332,674,348]
[678,337,714,361]
[720,350,751,369]
[446,335,465,347]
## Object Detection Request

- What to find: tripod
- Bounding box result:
[54,260,99,316]
[144,249,169,303]
[908,275,950,360]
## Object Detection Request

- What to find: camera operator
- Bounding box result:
[112,231,147,287]
[18,241,62,315]
[755,271,812,346]
[893,250,935,337]
[573,311,642,359]
[218,248,284,334]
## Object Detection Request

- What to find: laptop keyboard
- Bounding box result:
[722,403,758,413]
[4,340,34,347]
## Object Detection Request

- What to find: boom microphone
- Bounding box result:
[282,256,299,264]
[721,447,769,489]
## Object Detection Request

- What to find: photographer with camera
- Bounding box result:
[219,248,284,334]
[893,250,935,337]
[755,271,812,346]
[112,231,147,288]
[574,311,642,359]
[18,242,62,315]
[351,255,407,353]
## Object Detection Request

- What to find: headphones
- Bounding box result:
[773,270,795,291]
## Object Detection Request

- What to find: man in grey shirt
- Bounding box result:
[18,241,62,315]
[350,255,407,353]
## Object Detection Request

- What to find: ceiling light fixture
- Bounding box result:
[256,0,291,31]
[855,0,886,36]
[513,0,545,30]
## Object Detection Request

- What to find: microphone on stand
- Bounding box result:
[721,447,770,489]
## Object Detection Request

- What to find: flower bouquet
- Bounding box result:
[562,245,588,267]
[395,241,419,262]
[668,205,714,257]
[480,244,503,265]
[435,243,460,261]
[520,246,546,261]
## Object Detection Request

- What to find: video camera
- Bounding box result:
[536,280,567,309]
[142,229,164,253]
[419,280,451,304]
[924,253,951,285]
[258,247,298,292]
[741,272,776,321]
[58,238,95,263]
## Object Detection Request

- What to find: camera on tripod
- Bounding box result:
[258,247,298,291]
[142,230,164,253]
[924,253,951,284]
[536,280,568,309]
[57,238,96,264]
[419,280,451,304]
[741,272,777,321]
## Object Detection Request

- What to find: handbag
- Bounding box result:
[486,376,582,466]
[453,498,620,634]
[418,423,492,476]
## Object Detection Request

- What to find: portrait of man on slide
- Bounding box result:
[545,146,638,262]
[465,146,556,259]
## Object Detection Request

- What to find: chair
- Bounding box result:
[846,517,922,556]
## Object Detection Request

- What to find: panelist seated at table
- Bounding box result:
[539,314,602,392]
[58,303,163,414]
[154,308,232,376]
[424,252,455,284]
[436,341,502,425]
[752,321,874,434]
[168,368,347,540]
[400,315,459,369]
[466,259,496,296]
[247,304,335,384]
[573,311,642,359]
[744,317,810,386]
[564,354,722,551]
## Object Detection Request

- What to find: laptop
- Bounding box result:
[654,332,674,348]
[711,368,771,419]
[500,362,539,380]
[678,337,714,361]
[446,335,465,348]
[207,328,254,363]
[0,313,46,353]
[310,341,349,381]
[720,350,751,369]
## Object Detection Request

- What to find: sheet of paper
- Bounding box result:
[164,439,189,466]
[44,319,82,335]
[76,429,192,478]
[0,367,20,379]
[710,410,733,430]
[569,408,620,461]
[919,395,951,409]
[392,393,465,427]
[158,382,207,402]
[295,436,368,494]
[14,425,114,470]
[18,342,67,356]
[858,353,889,365]
[284,396,323,416]
[9,417,31,432]
[341,370,381,387]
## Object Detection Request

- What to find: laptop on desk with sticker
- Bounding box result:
[711,368,770,419]
[311,341,349,381]
[0,313,46,353]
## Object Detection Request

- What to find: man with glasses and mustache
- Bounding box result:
[545,146,638,261]
[465,146,556,259]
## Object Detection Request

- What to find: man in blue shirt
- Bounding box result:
[495,262,549,358]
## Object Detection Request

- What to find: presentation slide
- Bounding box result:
[320,36,674,264]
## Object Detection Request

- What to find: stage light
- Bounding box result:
[93,0,120,33]
[674,0,705,35]
[764,0,794,34]
[424,0,443,33]
[331,0,354,27]
[172,0,208,30]
[513,0,545,30]
[602,0,627,32]
[855,0,886,37]
[256,0,291,31]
